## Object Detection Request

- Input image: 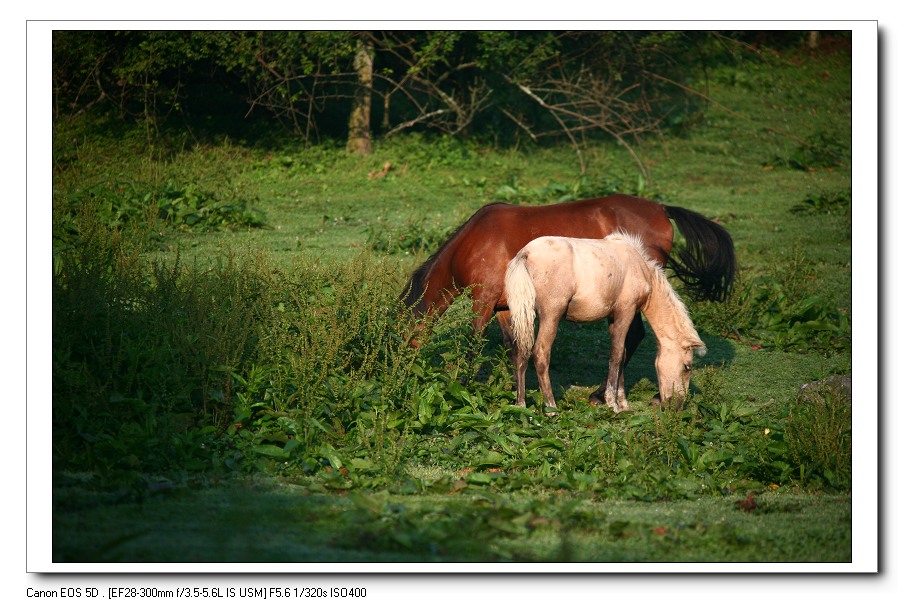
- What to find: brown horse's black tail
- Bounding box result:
[663,205,737,302]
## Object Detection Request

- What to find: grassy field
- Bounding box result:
[49,43,856,567]
[53,478,851,563]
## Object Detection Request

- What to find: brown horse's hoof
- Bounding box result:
[650,394,662,407]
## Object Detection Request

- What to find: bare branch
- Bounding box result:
[500,109,539,142]
[384,109,448,138]
[514,81,588,174]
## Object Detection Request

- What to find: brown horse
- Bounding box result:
[400,195,734,403]
[505,233,707,412]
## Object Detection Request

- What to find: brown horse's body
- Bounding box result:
[401,195,735,403]
[406,196,675,324]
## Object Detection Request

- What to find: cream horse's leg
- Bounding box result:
[589,313,644,407]
[532,310,562,410]
[602,313,633,413]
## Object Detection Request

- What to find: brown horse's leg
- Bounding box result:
[469,285,505,334]
[455,291,499,369]
[625,313,664,406]
[495,310,515,359]
[623,312,646,368]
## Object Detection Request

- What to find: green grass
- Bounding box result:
[53,476,851,563]
[49,46,856,566]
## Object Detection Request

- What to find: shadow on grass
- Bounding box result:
[485,318,735,406]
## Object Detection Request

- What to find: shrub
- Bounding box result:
[767,133,848,171]
[62,179,265,234]
[785,380,853,489]
[689,253,851,354]
[491,173,665,205]
[738,277,851,353]
[791,189,852,217]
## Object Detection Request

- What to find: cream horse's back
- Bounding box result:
[504,233,705,413]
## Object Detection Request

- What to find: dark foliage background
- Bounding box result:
[53,30,833,148]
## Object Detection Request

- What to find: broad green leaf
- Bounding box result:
[252,444,289,460]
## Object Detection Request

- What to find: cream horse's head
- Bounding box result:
[655,341,707,409]
[643,252,707,409]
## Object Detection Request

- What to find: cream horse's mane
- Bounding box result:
[608,231,703,348]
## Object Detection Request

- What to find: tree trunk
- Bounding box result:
[808,31,820,50]
[347,37,374,155]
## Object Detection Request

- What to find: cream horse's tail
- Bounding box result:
[504,253,537,360]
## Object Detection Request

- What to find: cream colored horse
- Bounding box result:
[504,233,706,413]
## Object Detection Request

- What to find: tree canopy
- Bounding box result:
[53,30,829,161]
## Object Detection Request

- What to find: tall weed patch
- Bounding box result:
[52,218,848,496]
[242,254,420,463]
[785,381,852,489]
[53,215,268,478]
[52,218,511,484]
